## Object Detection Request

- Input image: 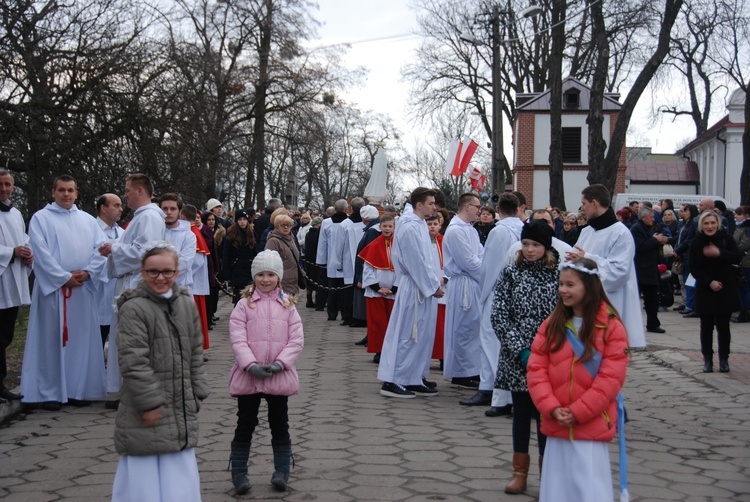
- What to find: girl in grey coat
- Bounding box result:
[112,245,209,502]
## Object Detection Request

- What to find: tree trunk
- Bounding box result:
[548,0,566,210]
[585,0,609,189]
[741,84,750,205]
[590,0,684,192]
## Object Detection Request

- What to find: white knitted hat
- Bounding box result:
[360,205,380,221]
[206,198,222,211]
[252,250,284,281]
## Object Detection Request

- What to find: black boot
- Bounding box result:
[230,441,251,494]
[702,355,713,373]
[271,439,292,491]
[732,310,749,323]
[719,358,730,373]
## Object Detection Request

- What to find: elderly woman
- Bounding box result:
[260,207,291,250]
[265,214,301,296]
[689,211,743,373]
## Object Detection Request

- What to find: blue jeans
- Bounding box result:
[683,271,695,310]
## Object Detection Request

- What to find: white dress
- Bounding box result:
[539,316,614,502]
[112,447,201,502]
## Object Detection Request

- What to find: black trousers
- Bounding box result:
[639,283,660,329]
[700,314,732,359]
[326,278,352,321]
[233,393,290,444]
[511,391,546,455]
[0,307,19,384]
[315,273,328,310]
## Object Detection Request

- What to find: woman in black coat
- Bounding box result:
[689,211,743,373]
[304,218,324,309]
[222,210,257,304]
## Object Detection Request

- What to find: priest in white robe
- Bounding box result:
[316,199,350,322]
[467,194,524,411]
[21,176,107,406]
[95,193,123,348]
[0,170,32,402]
[99,174,165,394]
[442,194,484,385]
[568,184,647,348]
[377,188,443,398]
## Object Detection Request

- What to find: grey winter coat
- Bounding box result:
[114,282,209,456]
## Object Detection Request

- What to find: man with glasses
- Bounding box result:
[442,193,485,390]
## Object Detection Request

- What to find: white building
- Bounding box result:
[676,88,746,207]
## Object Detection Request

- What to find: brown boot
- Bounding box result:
[504,452,530,494]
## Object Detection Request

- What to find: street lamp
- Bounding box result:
[462,3,541,197]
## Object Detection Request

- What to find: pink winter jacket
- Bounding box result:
[527,303,629,442]
[228,287,304,397]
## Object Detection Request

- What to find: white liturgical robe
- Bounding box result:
[575,222,647,348]
[0,205,31,309]
[377,212,441,386]
[442,216,484,379]
[316,215,347,278]
[164,220,196,290]
[96,217,122,327]
[21,203,107,403]
[341,218,365,284]
[106,203,165,392]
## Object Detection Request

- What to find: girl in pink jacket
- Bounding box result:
[528,257,629,502]
[227,250,304,495]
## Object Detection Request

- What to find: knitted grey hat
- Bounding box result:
[251,250,284,281]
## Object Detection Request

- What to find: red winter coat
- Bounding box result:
[527,303,629,442]
[228,287,304,397]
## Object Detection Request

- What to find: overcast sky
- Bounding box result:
[312,0,723,161]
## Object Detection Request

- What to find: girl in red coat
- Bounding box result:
[528,257,629,502]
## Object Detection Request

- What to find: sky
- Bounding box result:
[311,0,724,164]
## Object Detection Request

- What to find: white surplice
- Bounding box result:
[0,205,31,309]
[442,216,484,379]
[341,218,365,285]
[315,215,347,279]
[164,220,196,290]
[575,223,647,348]
[21,203,107,403]
[96,217,122,327]
[477,217,523,402]
[107,203,165,392]
[377,212,441,386]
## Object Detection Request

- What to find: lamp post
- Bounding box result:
[466,4,541,197]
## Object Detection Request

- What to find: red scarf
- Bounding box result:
[358,235,394,271]
[433,233,444,268]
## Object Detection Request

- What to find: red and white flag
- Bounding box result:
[467,166,486,191]
[446,137,478,177]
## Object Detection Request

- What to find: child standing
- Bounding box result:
[228,250,304,494]
[113,245,208,502]
[527,257,629,502]
[491,220,559,495]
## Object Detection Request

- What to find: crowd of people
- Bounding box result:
[1,167,747,500]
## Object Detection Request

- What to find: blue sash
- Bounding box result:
[565,327,629,501]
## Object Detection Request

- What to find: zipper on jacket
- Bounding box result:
[165,308,189,451]
[603,410,612,429]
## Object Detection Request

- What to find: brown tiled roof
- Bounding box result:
[627,160,700,184]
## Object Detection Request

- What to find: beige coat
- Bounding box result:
[265,230,300,296]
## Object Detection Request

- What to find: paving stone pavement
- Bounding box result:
[0,294,748,501]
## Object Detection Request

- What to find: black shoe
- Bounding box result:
[212,315,219,322]
[485,405,513,417]
[42,401,62,411]
[405,384,439,396]
[731,311,749,323]
[105,399,120,410]
[349,320,367,328]
[315,307,325,311]
[719,358,730,373]
[0,387,23,401]
[459,391,492,406]
[422,377,437,389]
[354,336,368,346]
[306,302,315,309]
[67,399,91,407]
[702,356,713,373]
[340,320,351,326]
[203,354,209,362]
[451,377,479,389]
[682,311,698,318]
[380,382,415,399]
[372,353,380,364]
[327,317,337,321]
[647,327,666,334]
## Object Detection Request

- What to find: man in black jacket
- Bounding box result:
[631,207,670,333]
